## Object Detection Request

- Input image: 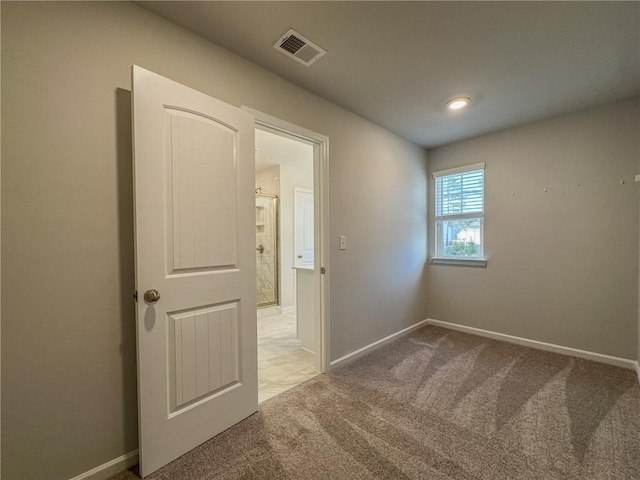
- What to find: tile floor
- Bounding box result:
[258,308,318,403]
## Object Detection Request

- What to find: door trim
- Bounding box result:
[243,107,330,373]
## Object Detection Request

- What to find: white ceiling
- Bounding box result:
[255,129,313,173]
[140,1,640,148]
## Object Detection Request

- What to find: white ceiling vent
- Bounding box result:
[273,29,327,67]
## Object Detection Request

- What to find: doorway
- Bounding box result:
[247,108,330,403]
[254,128,315,402]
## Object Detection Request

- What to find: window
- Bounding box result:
[433,163,485,261]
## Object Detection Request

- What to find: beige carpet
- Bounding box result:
[110,326,640,479]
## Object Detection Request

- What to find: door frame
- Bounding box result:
[243,107,330,374]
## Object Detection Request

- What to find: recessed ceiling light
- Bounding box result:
[447,97,470,111]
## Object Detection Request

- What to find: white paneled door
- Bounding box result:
[132,66,257,477]
[294,188,315,266]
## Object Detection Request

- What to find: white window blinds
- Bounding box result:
[434,164,484,218]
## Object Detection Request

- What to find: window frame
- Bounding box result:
[431,163,487,267]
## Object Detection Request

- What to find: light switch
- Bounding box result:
[339,235,347,250]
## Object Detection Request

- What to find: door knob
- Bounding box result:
[256,244,265,254]
[144,289,161,303]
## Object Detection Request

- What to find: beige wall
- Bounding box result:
[255,166,280,197]
[427,98,640,360]
[1,2,428,478]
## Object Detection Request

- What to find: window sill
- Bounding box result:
[430,257,488,268]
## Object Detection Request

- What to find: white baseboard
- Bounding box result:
[300,346,315,355]
[330,319,429,370]
[69,450,138,480]
[426,318,637,370]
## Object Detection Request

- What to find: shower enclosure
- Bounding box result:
[256,194,279,308]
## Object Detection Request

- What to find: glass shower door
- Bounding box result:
[255,194,279,308]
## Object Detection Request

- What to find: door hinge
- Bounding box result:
[133,291,138,302]
[320,267,326,274]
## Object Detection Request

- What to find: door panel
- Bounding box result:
[294,188,314,266]
[166,108,238,273]
[132,66,257,477]
[168,303,239,412]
